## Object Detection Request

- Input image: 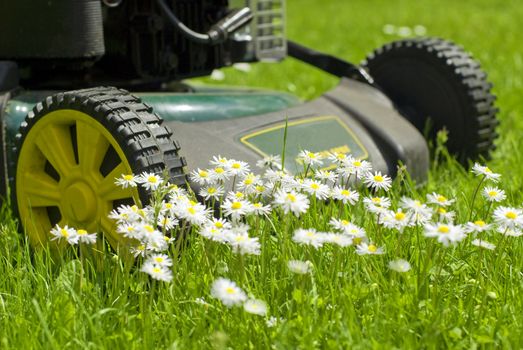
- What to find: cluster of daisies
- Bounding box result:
[49,150,522,310]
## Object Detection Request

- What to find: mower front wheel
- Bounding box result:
[362,37,498,163]
[14,87,186,250]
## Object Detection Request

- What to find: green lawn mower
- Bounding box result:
[0,0,498,249]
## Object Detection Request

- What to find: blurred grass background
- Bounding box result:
[199,0,523,191]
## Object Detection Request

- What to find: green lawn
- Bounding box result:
[2,1,523,349]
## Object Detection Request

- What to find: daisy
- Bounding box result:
[136,172,163,191]
[114,174,137,188]
[243,299,267,316]
[199,225,229,242]
[50,224,79,245]
[273,189,309,216]
[380,209,413,231]
[329,218,352,232]
[146,254,173,267]
[482,186,506,202]
[76,229,97,244]
[331,186,359,205]
[199,185,224,201]
[209,155,230,167]
[287,260,312,274]
[292,228,325,248]
[251,202,272,216]
[174,201,210,226]
[297,150,323,167]
[436,207,456,222]
[388,259,411,272]
[471,239,496,250]
[493,206,523,229]
[364,171,392,191]
[315,170,338,183]
[141,261,173,282]
[327,151,349,165]
[423,222,466,246]
[302,179,330,200]
[209,166,230,182]
[210,278,247,307]
[472,163,501,182]
[426,192,455,207]
[464,220,492,234]
[324,233,353,247]
[499,227,523,237]
[256,154,282,169]
[226,231,261,255]
[227,159,250,177]
[363,196,391,214]
[237,173,261,194]
[356,242,385,255]
[221,198,254,221]
[189,168,211,185]
[343,156,372,177]
[157,215,178,230]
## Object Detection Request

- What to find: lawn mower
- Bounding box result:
[0,0,498,249]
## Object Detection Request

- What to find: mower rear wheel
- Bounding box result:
[361,37,498,163]
[14,87,186,250]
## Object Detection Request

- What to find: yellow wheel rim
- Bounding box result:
[16,109,140,249]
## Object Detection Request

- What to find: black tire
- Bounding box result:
[361,37,498,163]
[13,86,186,248]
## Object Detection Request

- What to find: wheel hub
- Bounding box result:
[63,181,97,223]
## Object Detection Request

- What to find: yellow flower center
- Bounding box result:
[488,191,497,197]
[368,244,377,252]
[235,192,244,199]
[353,237,362,245]
[231,202,242,210]
[341,190,350,196]
[60,229,69,237]
[311,183,320,190]
[165,203,172,209]
[215,222,223,228]
[208,187,216,194]
[286,194,296,202]
[307,152,316,158]
[373,175,384,182]
[232,163,241,169]
[438,208,447,214]
[147,176,158,183]
[187,207,196,215]
[244,178,253,185]
[474,220,486,227]
[395,212,406,221]
[437,195,447,203]
[152,267,161,274]
[256,185,265,192]
[199,170,208,177]
[225,287,235,294]
[77,229,87,236]
[438,225,450,234]
[371,197,381,203]
[353,161,361,167]
[306,231,315,237]
[336,154,345,160]
[341,220,349,225]
[484,167,492,173]
[155,257,164,263]
[144,225,155,233]
[506,211,517,220]
[215,167,224,174]
[254,203,262,208]
[123,174,134,181]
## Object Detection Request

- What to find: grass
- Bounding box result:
[2,0,523,349]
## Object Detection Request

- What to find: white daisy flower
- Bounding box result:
[499,227,523,237]
[130,244,147,257]
[327,151,349,165]
[256,154,282,170]
[472,163,501,182]
[209,166,231,182]
[493,206,523,229]
[209,155,230,167]
[482,186,506,202]
[199,185,225,201]
[363,196,391,214]
[380,209,413,232]
[226,159,250,177]
[315,170,338,183]
[189,168,211,185]
[76,229,97,244]
[297,150,323,167]
[117,222,142,240]
[324,233,353,247]
[136,172,163,191]
[292,228,325,248]
[146,253,173,267]
[331,186,359,205]
[251,202,272,216]
[329,218,352,232]
[471,239,496,250]
[465,220,492,234]
[157,215,178,230]
[356,242,385,255]
[114,174,138,188]
[226,231,261,255]
[388,259,411,272]
[287,260,312,274]
[426,192,455,207]
[423,222,466,246]
[302,179,330,200]
[199,226,229,242]
[364,171,392,191]
[273,189,309,216]
[436,207,456,222]
[237,173,261,194]
[221,198,254,221]
[174,201,210,226]
[50,224,79,245]
[243,299,267,316]
[141,261,173,282]
[343,156,373,177]
[210,278,247,307]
